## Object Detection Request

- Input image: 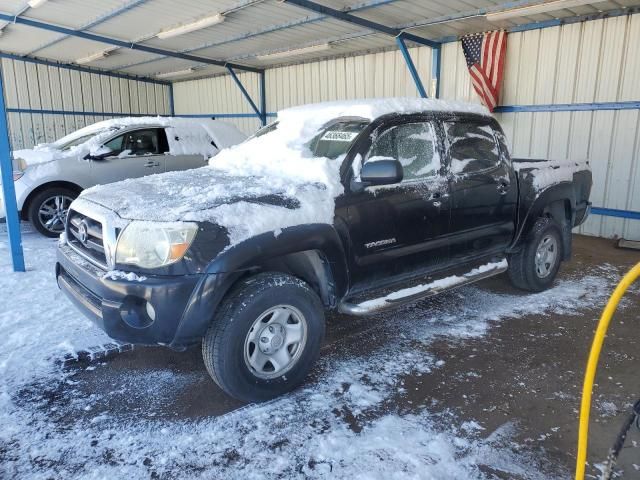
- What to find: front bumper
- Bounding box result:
[57,242,209,348]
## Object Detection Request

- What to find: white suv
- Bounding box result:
[1,117,246,236]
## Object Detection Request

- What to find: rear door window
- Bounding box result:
[445,121,500,174]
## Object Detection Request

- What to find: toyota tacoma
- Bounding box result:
[56,98,592,402]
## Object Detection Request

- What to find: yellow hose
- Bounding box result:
[575,261,640,480]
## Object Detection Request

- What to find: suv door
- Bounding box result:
[444,118,517,260]
[162,127,212,172]
[342,118,451,286]
[89,128,166,184]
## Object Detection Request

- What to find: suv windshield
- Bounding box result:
[53,126,120,151]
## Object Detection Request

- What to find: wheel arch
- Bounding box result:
[20,180,83,220]
[169,224,349,349]
[510,182,576,260]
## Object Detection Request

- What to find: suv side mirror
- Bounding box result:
[357,158,403,188]
[84,146,114,161]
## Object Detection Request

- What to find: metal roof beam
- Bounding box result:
[283,0,439,48]
[109,0,403,71]
[0,12,263,74]
[27,0,152,55]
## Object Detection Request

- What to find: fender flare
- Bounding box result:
[169,224,349,348]
[510,181,576,256]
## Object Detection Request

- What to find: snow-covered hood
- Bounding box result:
[80,167,335,247]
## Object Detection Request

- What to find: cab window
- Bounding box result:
[367,122,440,181]
[445,121,500,174]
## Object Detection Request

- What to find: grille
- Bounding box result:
[66,209,107,268]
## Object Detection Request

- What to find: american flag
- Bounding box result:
[461,31,507,112]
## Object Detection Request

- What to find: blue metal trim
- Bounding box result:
[396,36,427,98]
[226,66,262,119]
[431,44,441,99]
[28,0,151,55]
[174,113,261,119]
[284,0,439,48]
[168,84,175,116]
[495,101,640,113]
[439,7,640,43]
[591,207,640,220]
[0,13,263,74]
[6,108,163,117]
[259,71,267,126]
[0,68,25,272]
[0,52,169,86]
[176,98,640,120]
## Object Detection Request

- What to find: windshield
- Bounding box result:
[249,119,368,160]
[56,133,98,151]
[52,126,120,151]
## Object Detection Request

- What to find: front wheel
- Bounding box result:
[202,273,325,403]
[27,187,77,237]
[508,217,564,292]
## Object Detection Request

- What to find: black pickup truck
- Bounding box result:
[56,99,592,402]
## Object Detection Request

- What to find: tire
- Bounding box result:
[202,272,325,403]
[508,217,564,292]
[27,187,78,237]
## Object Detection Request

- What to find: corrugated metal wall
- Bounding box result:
[172,45,433,135]
[440,14,640,240]
[173,71,263,135]
[1,58,171,150]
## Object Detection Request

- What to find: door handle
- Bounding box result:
[144,161,160,168]
[497,182,509,195]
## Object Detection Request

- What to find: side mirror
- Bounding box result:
[84,146,114,161]
[357,157,403,188]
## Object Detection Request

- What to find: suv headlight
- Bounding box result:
[115,221,198,269]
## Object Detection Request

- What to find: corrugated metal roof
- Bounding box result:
[0,0,637,80]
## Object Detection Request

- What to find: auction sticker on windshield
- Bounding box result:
[320,131,359,142]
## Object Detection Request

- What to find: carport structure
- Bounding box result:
[1,0,640,271]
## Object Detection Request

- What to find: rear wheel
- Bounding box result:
[27,187,77,237]
[202,273,325,403]
[508,217,564,292]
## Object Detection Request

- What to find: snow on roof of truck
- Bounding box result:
[277,97,490,125]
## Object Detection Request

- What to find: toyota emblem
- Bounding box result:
[78,221,89,245]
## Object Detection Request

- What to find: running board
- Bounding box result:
[338,259,508,316]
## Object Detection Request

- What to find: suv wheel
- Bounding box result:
[202,273,325,403]
[508,217,564,292]
[27,187,77,237]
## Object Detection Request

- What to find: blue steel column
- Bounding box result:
[226,66,263,121]
[396,35,427,98]
[259,70,267,126]
[0,68,25,272]
[431,43,441,99]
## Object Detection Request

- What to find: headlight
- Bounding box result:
[115,221,198,269]
[13,171,24,181]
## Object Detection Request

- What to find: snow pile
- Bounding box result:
[13,116,244,167]
[101,270,148,282]
[514,158,591,191]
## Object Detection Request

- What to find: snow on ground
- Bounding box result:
[0,224,621,479]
